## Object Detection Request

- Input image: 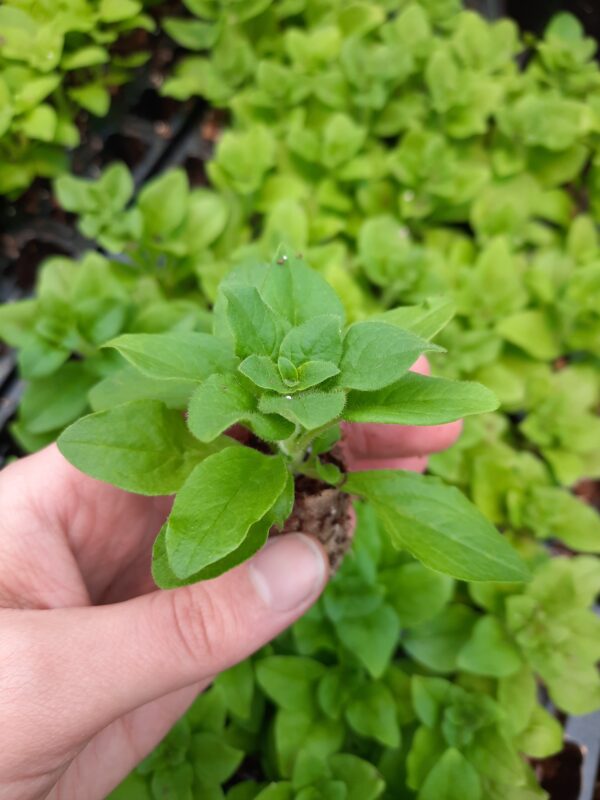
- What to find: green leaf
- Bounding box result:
[411,676,453,728]
[58,401,217,495]
[224,286,285,359]
[496,310,561,360]
[138,169,189,237]
[221,256,345,330]
[165,448,288,578]
[188,373,294,443]
[191,732,244,785]
[19,363,96,434]
[279,315,343,366]
[381,562,455,627]
[152,513,271,588]
[336,604,400,678]
[346,683,401,748]
[239,355,288,393]
[163,18,220,50]
[296,361,341,391]
[406,725,447,790]
[515,706,563,759]
[259,391,346,430]
[418,748,481,800]
[274,709,344,778]
[521,486,600,553]
[345,471,529,582]
[106,332,237,381]
[215,660,255,721]
[329,754,385,800]
[497,666,537,736]
[457,616,522,678]
[99,0,142,22]
[68,84,110,116]
[256,656,325,711]
[345,373,499,426]
[338,322,440,391]
[403,607,478,673]
[375,297,456,340]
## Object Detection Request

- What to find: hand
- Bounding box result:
[0,359,460,800]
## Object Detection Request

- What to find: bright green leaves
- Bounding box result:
[346,470,529,583]
[260,391,346,430]
[165,448,289,579]
[106,332,238,382]
[280,316,343,366]
[57,400,221,495]
[344,373,499,426]
[418,749,481,800]
[338,322,441,391]
[224,286,286,359]
[188,373,294,442]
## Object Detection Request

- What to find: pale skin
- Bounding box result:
[0,357,461,800]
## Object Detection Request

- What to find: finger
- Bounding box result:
[346,455,428,473]
[48,682,206,800]
[341,418,463,462]
[3,534,327,776]
[0,446,171,603]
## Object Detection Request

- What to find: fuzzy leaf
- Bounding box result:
[338,322,440,391]
[259,391,346,429]
[187,373,294,443]
[224,286,285,359]
[279,315,343,366]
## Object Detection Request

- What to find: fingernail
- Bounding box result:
[248,534,327,612]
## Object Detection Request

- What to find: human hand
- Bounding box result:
[0,356,460,800]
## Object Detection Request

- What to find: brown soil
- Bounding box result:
[532,741,584,800]
[274,475,354,573]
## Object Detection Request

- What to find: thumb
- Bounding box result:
[6,533,327,759]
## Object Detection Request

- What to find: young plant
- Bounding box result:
[0,0,154,195]
[0,248,211,452]
[55,163,236,298]
[57,252,527,588]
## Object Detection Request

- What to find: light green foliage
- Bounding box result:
[0,0,154,195]
[57,252,518,587]
[158,0,600,495]
[110,500,582,800]
[55,164,235,299]
[0,249,210,449]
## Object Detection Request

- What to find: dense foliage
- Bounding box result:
[0,0,155,195]
[0,1,599,798]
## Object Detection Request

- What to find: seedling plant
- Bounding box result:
[57,253,526,588]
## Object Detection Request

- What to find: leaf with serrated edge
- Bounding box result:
[338,321,442,391]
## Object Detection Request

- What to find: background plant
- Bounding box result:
[0,0,156,196]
